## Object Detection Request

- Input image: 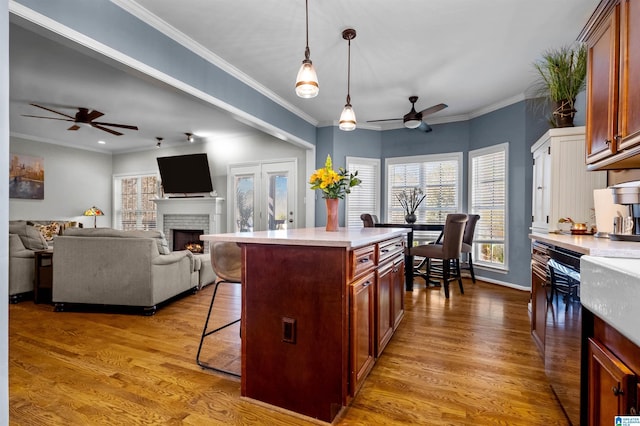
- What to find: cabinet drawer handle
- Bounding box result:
[605,138,611,145]
[358,258,370,264]
[363,281,372,287]
[381,249,390,253]
[611,386,624,396]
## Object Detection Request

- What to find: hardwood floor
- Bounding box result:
[9,280,569,425]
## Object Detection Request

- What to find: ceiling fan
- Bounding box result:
[368,96,447,132]
[23,103,139,136]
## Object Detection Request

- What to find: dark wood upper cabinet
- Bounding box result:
[581,0,640,170]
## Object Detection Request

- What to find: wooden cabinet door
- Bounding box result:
[376,262,394,356]
[618,0,640,151]
[588,338,637,425]
[350,272,375,396]
[585,2,620,164]
[530,269,547,355]
[391,255,405,330]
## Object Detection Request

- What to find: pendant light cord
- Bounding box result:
[346,37,351,106]
[304,0,310,61]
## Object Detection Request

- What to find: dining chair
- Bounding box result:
[460,214,480,283]
[360,213,379,227]
[407,213,468,298]
[196,241,242,377]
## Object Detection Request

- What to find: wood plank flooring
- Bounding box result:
[9,279,570,425]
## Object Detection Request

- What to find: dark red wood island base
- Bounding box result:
[201,227,408,422]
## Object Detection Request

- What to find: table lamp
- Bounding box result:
[83,206,104,228]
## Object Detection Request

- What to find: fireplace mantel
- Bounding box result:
[152,197,224,239]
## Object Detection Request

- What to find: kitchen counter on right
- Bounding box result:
[580,256,640,347]
[530,232,640,347]
[529,231,640,257]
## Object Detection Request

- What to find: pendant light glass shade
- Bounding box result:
[339,103,356,131]
[295,58,319,98]
[295,0,319,98]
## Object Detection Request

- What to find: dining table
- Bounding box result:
[374,223,445,291]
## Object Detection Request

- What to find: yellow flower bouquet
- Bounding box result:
[309,155,361,199]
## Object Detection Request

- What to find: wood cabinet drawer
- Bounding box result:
[378,237,404,264]
[350,245,376,281]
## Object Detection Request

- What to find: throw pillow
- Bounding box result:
[34,222,61,242]
[157,231,171,255]
[20,225,49,250]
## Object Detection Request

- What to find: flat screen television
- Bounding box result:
[156,153,213,196]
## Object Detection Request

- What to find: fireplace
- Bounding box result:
[173,229,204,253]
[152,197,224,256]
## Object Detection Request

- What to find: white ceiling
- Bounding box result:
[9,0,600,153]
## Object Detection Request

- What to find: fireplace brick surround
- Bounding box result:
[152,197,224,254]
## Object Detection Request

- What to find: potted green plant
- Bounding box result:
[532,43,587,128]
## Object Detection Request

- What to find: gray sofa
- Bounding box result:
[9,220,76,303]
[52,228,204,314]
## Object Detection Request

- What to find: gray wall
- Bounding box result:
[9,137,113,228]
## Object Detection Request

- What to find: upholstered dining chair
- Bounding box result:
[460,214,480,283]
[360,213,379,227]
[196,241,242,377]
[407,213,468,298]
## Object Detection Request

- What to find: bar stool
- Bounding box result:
[196,242,242,377]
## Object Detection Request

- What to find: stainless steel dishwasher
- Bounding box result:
[545,245,583,425]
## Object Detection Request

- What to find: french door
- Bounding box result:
[228,160,296,232]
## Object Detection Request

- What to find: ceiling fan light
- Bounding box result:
[295,60,319,98]
[404,119,422,129]
[339,104,356,131]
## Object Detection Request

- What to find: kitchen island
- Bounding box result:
[201,227,409,422]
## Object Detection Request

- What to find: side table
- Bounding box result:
[34,249,54,304]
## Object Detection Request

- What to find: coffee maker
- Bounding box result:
[610,181,640,241]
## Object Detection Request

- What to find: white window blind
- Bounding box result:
[386,153,462,225]
[113,173,158,230]
[469,143,508,270]
[346,157,380,228]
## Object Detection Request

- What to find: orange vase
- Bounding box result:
[325,198,339,231]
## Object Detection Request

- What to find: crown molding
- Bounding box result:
[111,0,318,126]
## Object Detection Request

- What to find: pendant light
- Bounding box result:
[295,0,319,98]
[339,28,357,131]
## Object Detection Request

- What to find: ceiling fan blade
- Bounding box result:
[366,118,403,123]
[418,103,448,117]
[418,122,433,133]
[22,114,74,122]
[92,124,124,136]
[86,110,104,121]
[30,103,75,120]
[68,124,80,131]
[92,121,139,130]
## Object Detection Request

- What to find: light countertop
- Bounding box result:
[201,227,410,249]
[529,232,640,258]
[581,256,640,347]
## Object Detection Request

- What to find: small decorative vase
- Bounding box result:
[405,213,417,224]
[325,198,339,231]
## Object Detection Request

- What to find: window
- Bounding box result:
[346,157,380,228]
[386,153,462,225]
[469,143,508,271]
[113,173,158,230]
